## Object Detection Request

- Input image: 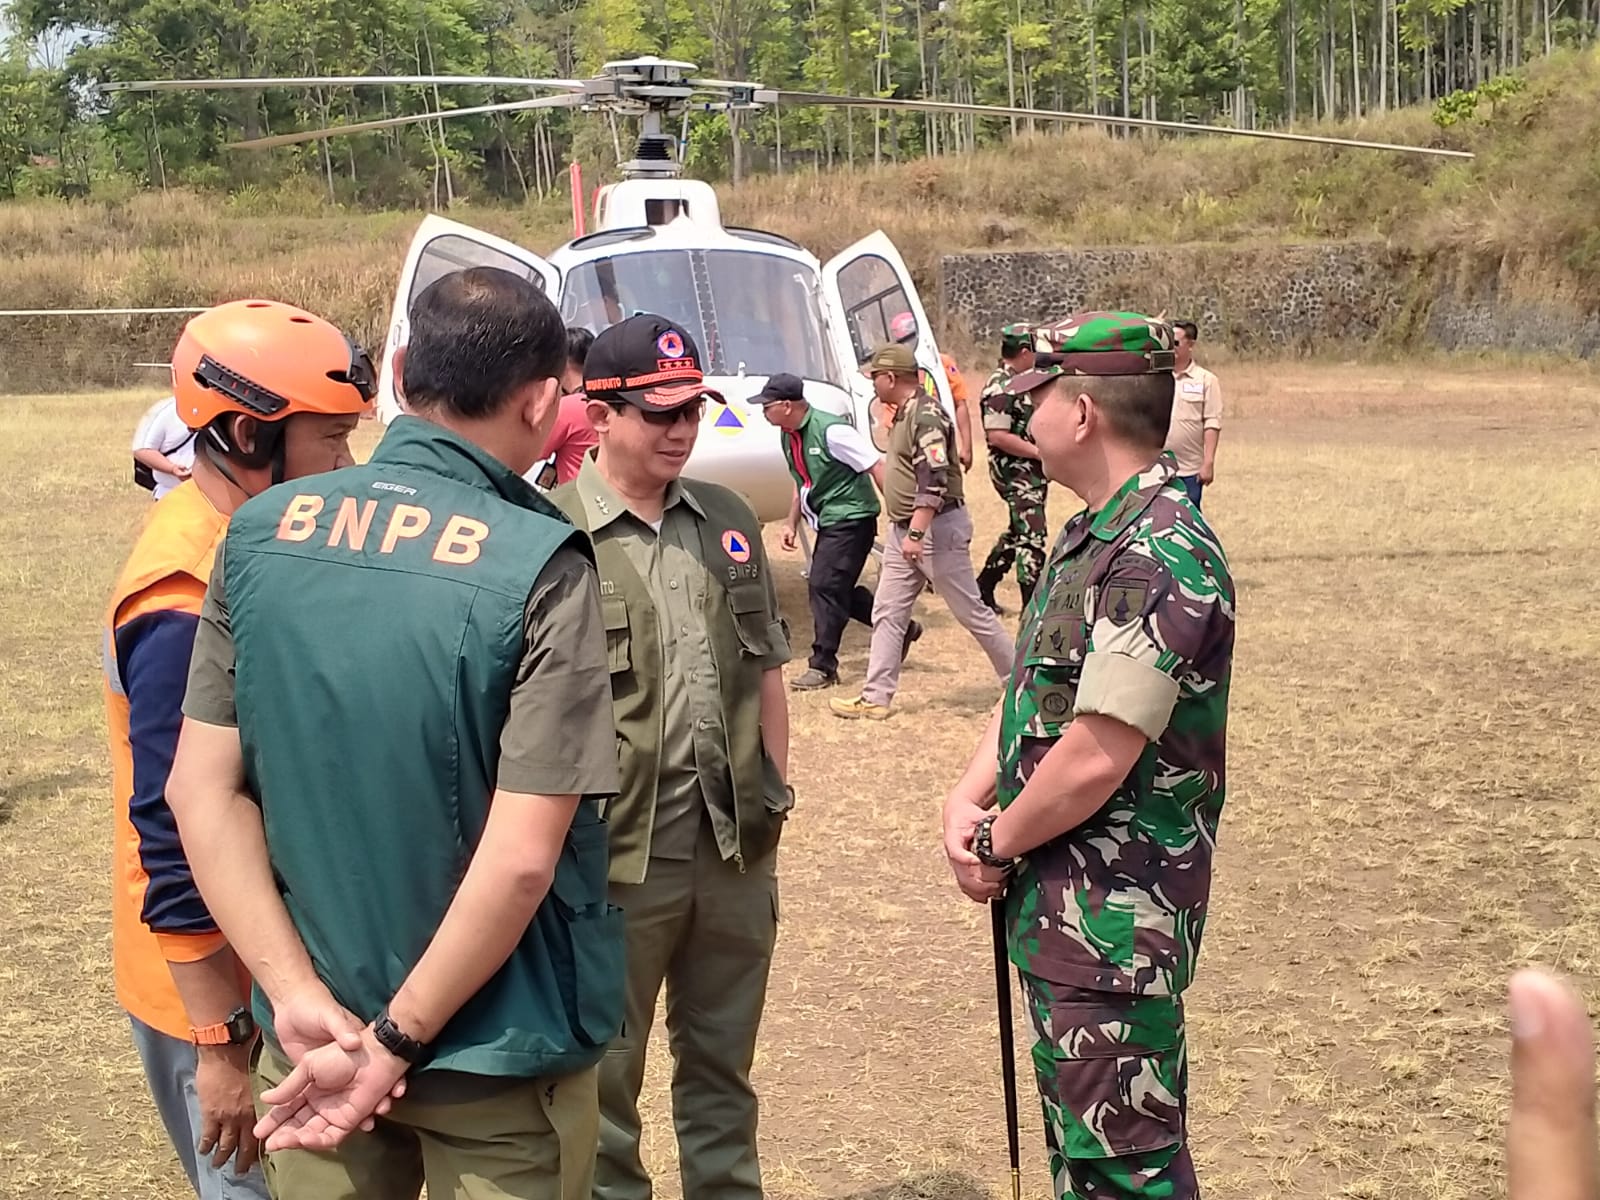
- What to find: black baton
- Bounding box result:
[991,897,1022,1200]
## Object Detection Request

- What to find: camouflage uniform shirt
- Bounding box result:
[881,389,964,524]
[980,365,1047,493]
[998,453,1235,997]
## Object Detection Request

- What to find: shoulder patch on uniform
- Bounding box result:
[925,442,949,468]
[721,529,752,563]
[1101,579,1151,625]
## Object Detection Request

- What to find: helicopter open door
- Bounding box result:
[819,232,953,448]
[377,215,560,423]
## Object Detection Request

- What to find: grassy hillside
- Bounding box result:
[2,46,1597,388]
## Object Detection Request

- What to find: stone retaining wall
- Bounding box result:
[938,242,1600,359]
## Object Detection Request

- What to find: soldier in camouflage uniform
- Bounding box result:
[939,312,1235,1200]
[976,324,1050,615]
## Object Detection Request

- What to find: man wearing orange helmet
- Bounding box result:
[102,299,373,1198]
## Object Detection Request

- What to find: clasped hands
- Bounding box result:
[941,792,1011,904]
[252,987,411,1154]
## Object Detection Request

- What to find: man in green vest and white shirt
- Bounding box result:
[550,314,793,1200]
[166,267,626,1200]
[757,372,922,690]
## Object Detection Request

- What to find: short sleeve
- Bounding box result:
[944,358,970,404]
[496,545,622,798]
[181,541,238,728]
[1072,545,1223,740]
[979,371,1013,431]
[823,423,882,474]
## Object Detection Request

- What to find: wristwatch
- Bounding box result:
[190,1005,256,1047]
[373,1009,428,1066]
[972,814,1017,870]
[906,527,926,542]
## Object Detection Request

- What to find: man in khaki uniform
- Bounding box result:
[1163,321,1223,508]
[831,343,1014,721]
[550,314,794,1200]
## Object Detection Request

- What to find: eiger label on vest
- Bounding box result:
[273,492,490,565]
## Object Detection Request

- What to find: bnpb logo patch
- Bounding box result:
[721,529,752,563]
[657,330,685,359]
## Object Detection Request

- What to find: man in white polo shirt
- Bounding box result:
[1163,321,1223,508]
[132,395,199,499]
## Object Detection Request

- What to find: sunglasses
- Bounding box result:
[611,399,705,427]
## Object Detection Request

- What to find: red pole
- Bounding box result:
[569,162,586,238]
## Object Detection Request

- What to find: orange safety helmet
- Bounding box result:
[171,299,376,433]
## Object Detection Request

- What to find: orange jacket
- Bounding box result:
[102,481,244,1039]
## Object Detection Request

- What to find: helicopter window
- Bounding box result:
[561,251,711,360]
[561,250,838,385]
[835,254,914,364]
[702,252,836,383]
[408,234,549,307]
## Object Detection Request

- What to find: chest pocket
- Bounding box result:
[601,595,631,674]
[1177,382,1207,413]
[727,581,770,658]
[1021,554,1096,736]
[1022,610,1086,738]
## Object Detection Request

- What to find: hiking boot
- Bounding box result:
[790,668,839,691]
[901,620,924,663]
[976,565,1007,615]
[830,695,892,721]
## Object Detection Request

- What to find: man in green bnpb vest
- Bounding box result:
[550,314,793,1200]
[755,372,922,691]
[167,267,626,1200]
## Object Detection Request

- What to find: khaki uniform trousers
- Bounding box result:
[863,505,1015,707]
[252,1039,599,1200]
[597,817,779,1200]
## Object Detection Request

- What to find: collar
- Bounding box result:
[884,387,929,424]
[1174,361,1200,379]
[573,452,704,531]
[1086,453,1180,541]
[373,416,553,514]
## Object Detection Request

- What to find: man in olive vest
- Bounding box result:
[167,266,625,1200]
[757,372,922,690]
[550,314,793,1200]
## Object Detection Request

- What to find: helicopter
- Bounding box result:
[100,56,1471,523]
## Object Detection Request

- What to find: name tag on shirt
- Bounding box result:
[1182,382,1205,394]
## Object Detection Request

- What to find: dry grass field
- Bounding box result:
[1,360,1598,1200]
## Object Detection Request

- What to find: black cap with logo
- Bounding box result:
[752,373,806,406]
[582,313,725,411]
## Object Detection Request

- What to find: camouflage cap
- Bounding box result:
[999,322,1036,355]
[1005,310,1175,395]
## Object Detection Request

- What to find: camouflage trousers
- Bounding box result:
[982,463,1048,598]
[1020,972,1197,1200]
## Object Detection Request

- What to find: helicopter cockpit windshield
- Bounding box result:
[561,249,841,385]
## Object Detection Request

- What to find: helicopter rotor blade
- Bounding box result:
[223,93,589,152]
[685,76,762,91]
[764,90,1475,159]
[98,75,586,96]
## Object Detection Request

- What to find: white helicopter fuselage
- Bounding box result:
[376,177,955,522]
